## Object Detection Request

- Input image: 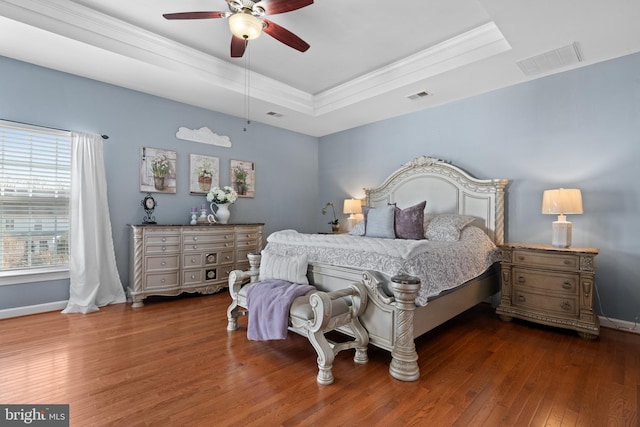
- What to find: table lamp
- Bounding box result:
[343,199,362,231]
[541,188,583,248]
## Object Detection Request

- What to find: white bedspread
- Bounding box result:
[265,226,500,306]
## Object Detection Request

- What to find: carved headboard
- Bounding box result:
[365,156,509,245]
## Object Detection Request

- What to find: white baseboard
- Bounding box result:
[599,315,640,334]
[0,301,68,320]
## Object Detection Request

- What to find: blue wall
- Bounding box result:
[0,56,318,310]
[2,50,639,323]
[319,52,640,323]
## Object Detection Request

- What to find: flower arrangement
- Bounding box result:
[322,201,339,225]
[196,160,215,179]
[207,186,238,204]
[233,166,249,195]
[151,154,170,178]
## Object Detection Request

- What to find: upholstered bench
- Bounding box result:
[227,252,369,385]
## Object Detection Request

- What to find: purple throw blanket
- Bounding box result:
[246,279,315,341]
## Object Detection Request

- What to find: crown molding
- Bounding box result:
[0,1,509,119]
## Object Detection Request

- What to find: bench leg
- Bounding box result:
[350,316,369,365]
[307,330,335,385]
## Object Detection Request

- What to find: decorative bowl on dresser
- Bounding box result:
[496,243,599,339]
[128,223,263,307]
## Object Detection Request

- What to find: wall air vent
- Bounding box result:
[266,111,283,117]
[407,91,431,101]
[517,42,583,76]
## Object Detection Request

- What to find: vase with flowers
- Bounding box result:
[151,154,170,190]
[196,160,215,192]
[322,201,340,233]
[233,166,249,196]
[206,186,238,224]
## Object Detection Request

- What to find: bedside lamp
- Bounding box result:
[343,199,362,231]
[541,188,583,248]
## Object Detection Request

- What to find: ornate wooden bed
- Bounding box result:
[233,156,508,381]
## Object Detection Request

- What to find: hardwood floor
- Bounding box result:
[1,292,638,426]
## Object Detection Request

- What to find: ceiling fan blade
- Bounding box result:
[262,19,310,52]
[163,11,227,20]
[231,35,247,58]
[260,0,313,15]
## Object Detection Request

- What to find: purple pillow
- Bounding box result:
[394,201,426,240]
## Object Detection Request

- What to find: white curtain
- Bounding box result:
[62,132,126,314]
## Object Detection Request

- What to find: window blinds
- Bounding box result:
[0,120,71,272]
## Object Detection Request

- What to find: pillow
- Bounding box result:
[348,220,365,236]
[394,201,426,240]
[363,205,396,239]
[422,213,437,237]
[425,214,476,241]
[259,250,309,284]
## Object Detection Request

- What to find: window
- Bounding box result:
[0,120,71,276]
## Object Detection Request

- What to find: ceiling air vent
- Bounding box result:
[517,42,583,76]
[266,111,283,117]
[407,91,431,101]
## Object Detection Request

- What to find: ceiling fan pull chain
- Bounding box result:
[243,40,251,132]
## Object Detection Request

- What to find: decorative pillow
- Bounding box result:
[394,201,426,240]
[259,250,309,284]
[425,214,476,241]
[422,213,437,237]
[348,220,365,236]
[364,205,396,239]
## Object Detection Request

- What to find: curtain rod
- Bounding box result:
[1,118,109,139]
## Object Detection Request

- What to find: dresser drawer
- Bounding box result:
[145,271,179,290]
[183,269,203,285]
[512,289,579,318]
[145,233,180,245]
[183,241,234,252]
[513,249,578,271]
[145,255,179,272]
[183,231,234,244]
[512,268,578,295]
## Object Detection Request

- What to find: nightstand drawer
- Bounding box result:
[512,268,578,295]
[513,249,578,271]
[512,289,579,318]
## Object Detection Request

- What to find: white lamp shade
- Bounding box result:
[541,188,583,248]
[343,199,362,215]
[541,188,583,215]
[228,13,263,40]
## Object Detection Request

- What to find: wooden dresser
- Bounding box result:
[128,224,263,307]
[496,243,599,339]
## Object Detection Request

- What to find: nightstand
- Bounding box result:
[496,243,600,339]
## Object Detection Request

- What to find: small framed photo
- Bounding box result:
[140,147,177,194]
[230,159,255,198]
[189,154,219,194]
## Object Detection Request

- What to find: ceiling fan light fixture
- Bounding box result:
[229,12,263,40]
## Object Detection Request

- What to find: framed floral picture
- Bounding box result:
[140,147,177,194]
[189,154,219,194]
[230,159,255,198]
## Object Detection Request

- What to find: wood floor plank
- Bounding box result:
[1,293,639,426]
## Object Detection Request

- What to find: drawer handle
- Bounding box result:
[561,300,572,311]
[161,237,167,242]
[191,275,196,280]
[191,258,197,264]
[161,261,166,266]
[161,247,166,252]
[517,275,526,283]
[224,243,229,247]
[517,294,526,303]
[193,245,198,249]
[561,281,572,290]
[518,255,525,261]
[563,260,571,265]
[161,278,166,283]
[225,255,230,260]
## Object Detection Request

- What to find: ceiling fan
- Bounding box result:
[163,0,313,58]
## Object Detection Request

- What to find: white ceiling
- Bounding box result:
[1,0,639,137]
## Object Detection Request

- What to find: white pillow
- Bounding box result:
[348,220,365,236]
[259,250,309,284]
